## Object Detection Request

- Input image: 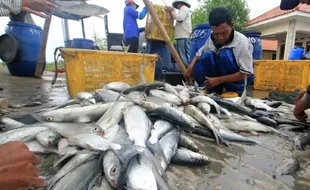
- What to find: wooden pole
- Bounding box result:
[35,16,52,77]
[142,0,187,76]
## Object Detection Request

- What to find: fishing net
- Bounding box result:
[268,89,302,105]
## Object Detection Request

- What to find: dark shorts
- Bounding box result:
[125,37,139,53]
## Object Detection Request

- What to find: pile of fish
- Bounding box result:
[0,81,309,190]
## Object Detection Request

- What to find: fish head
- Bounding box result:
[42,110,64,122]
[87,125,105,136]
[103,150,128,188]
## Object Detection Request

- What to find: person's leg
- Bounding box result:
[176,39,189,67]
[185,38,191,65]
[217,48,245,96]
[125,37,139,53]
[193,50,223,94]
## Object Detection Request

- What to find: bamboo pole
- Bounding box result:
[142,0,187,76]
[35,16,52,77]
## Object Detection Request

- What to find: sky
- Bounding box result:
[0,0,282,62]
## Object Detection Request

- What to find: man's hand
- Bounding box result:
[165,6,174,12]
[301,0,310,5]
[204,77,222,88]
[294,91,310,121]
[184,64,194,81]
[21,0,56,18]
[0,141,44,190]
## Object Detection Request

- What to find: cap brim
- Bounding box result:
[280,0,300,10]
[172,2,191,9]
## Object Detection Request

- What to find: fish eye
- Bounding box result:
[110,166,117,176]
[94,127,98,131]
[46,117,53,122]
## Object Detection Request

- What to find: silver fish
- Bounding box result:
[127,91,147,102]
[179,133,199,152]
[0,116,24,131]
[126,157,158,190]
[36,130,61,147]
[40,122,104,138]
[158,129,180,170]
[194,127,260,144]
[51,157,101,190]
[91,175,115,190]
[103,125,133,188]
[96,102,133,130]
[75,92,96,106]
[47,154,95,190]
[179,88,190,104]
[148,120,174,145]
[197,102,211,115]
[146,106,196,132]
[190,96,221,116]
[58,138,69,153]
[0,127,48,144]
[145,96,173,107]
[150,89,182,106]
[105,82,131,92]
[104,124,120,140]
[221,119,277,133]
[69,133,166,181]
[124,105,152,147]
[171,148,210,166]
[94,89,127,102]
[275,158,300,175]
[185,105,221,144]
[25,140,58,154]
[164,83,180,97]
[42,103,113,123]
[244,97,274,111]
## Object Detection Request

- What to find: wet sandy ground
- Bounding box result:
[0,67,309,190]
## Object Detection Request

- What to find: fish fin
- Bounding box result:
[236,75,247,105]
[30,113,44,122]
[211,128,220,145]
[87,173,103,190]
[151,161,170,190]
[250,131,259,136]
[146,141,169,168]
[53,154,72,168]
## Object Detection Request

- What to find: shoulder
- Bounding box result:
[181,6,190,12]
[233,31,249,45]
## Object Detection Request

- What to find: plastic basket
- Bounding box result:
[60,48,158,98]
[254,60,310,92]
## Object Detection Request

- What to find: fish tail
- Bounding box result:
[211,128,220,145]
[146,141,169,168]
[114,145,167,181]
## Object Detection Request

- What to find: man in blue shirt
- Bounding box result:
[123,0,148,53]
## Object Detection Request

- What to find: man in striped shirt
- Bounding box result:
[0,0,56,18]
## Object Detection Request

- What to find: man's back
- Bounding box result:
[174,5,192,39]
[123,6,139,40]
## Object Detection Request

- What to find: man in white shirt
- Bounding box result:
[185,7,254,96]
[166,0,192,67]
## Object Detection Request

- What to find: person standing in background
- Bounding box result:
[123,0,148,53]
[166,0,192,67]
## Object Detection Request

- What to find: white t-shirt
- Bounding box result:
[171,5,192,39]
[196,31,254,75]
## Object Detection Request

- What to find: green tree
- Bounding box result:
[92,30,107,50]
[191,0,250,31]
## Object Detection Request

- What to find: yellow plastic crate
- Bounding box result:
[60,48,158,98]
[254,60,310,92]
[145,4,174,41]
